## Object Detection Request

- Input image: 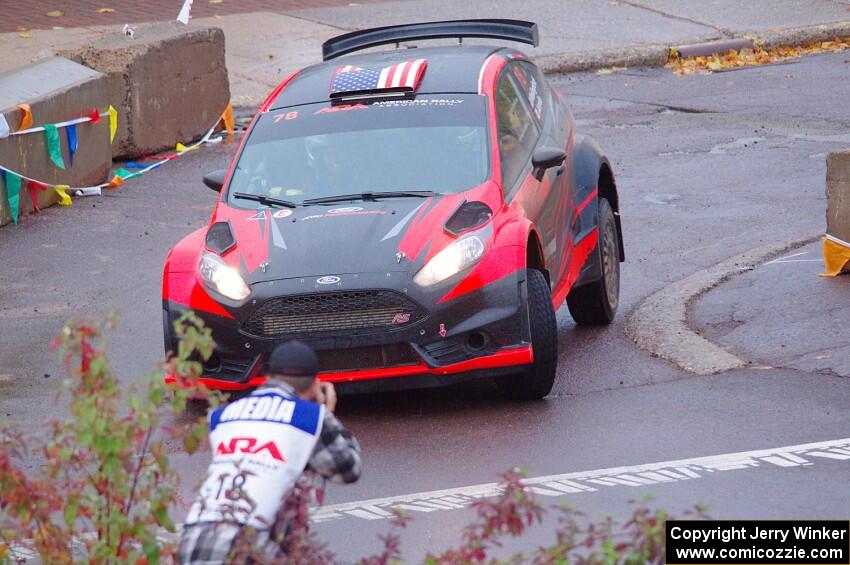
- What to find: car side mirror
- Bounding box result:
[203,169,227,192]
[532,148,567,181]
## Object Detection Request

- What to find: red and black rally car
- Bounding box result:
[163,20,623,400]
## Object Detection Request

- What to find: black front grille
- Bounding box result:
[242,290,426,338]
[317,344,419,372]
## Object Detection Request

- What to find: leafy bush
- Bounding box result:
[0,312,221,564]
[0,315,706,564]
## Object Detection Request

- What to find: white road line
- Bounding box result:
[312,437,850,523]
[11,439,850,560]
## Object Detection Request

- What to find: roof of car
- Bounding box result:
[268,45,520,110]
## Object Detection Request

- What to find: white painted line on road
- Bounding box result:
[312,437,850,524]
[11,439,850,560]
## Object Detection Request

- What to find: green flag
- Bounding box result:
[114,167,141,180]
[4,171,21,224]
[44,124,65,169]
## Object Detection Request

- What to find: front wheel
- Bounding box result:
[495,269,558,400]
[567,198,620,325]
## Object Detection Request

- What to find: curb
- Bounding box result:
[624,233,822,376]
[537,20,850,76]
[750,20,850,50]
[537,44,671,74]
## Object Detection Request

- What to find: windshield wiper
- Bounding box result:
[302,191,436,206]
[233,192,296,209]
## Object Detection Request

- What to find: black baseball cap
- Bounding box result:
[268,341,318,377]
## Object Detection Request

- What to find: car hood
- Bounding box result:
[213,193,472,284]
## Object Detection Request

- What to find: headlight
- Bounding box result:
[199,252,250,300]
[413,236,485,286]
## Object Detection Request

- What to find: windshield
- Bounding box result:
[227,95,489,207]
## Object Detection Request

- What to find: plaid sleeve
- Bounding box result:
[307,410,362,484]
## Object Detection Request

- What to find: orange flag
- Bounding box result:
[820,235,850,277]
[220,103,234,136]
[16,103,32,131]
[105,175,124,189]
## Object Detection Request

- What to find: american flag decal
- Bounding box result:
[330,59,428,97]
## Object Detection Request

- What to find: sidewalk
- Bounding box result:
[2,1,850,107]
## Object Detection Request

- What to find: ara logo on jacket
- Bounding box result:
[317,275,341,285]
[215,437,285,461]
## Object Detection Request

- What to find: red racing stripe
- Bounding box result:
[575,188,598,219]
[551,228,599,307]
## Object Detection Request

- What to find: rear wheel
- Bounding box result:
[567,198,620,325]
[496,269,558,400]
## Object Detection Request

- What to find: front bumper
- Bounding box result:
[164,267,531,391]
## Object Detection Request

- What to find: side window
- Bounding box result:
[496,69,539,191]
[512,62,548,123]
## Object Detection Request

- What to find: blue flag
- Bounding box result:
[65,124,78,167]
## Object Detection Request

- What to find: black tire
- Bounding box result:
[567,198,620,325]
[495,269,558,400]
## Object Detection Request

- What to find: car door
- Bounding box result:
[497,61,570,285]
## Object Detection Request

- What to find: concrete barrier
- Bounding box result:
[826,149,850,243]
[0,57,112,226]
[63,22,230,159]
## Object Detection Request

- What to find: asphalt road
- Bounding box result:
[695,240,850,378]
[1,51,849,561]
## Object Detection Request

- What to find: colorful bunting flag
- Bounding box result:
[821,235,850,277]
[107,105,118,144]
[4,171,21,224]
[220,103,234,137]
[16,104,32,131]
[0,114,10,139]
[176,0,193,24]
[175,142,200,153]
[43,124,65,169]
[27,180,46,213]
[54,185,72,206]
[114,167,138,180]
[65,124,78,166]
[1,101,232,224]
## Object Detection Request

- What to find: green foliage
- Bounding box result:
[0,312,222,564]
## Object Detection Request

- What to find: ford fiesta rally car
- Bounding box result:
[163,19,623,400]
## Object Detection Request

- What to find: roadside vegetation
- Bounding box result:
[0,316,706,564]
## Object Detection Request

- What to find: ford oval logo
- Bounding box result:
[327,207,363,214]
[317,275,341,285]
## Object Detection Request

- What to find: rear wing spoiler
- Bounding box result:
[322,19,539,61]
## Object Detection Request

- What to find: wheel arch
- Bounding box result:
[572,135,624,261]
[525,229,549,286]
